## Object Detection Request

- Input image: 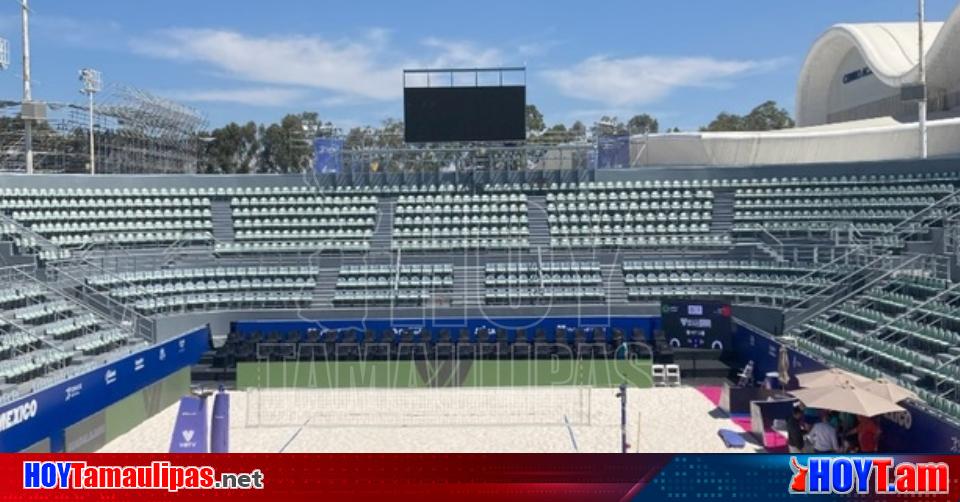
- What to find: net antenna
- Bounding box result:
[79,68,102,175]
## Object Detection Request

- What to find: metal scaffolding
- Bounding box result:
[0,83,206,174]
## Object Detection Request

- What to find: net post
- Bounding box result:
[617,382,628,453]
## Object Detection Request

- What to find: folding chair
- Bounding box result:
[651,364,666,386]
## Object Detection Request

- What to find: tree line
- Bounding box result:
[197,100,795,174]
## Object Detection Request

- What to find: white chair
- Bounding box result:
[651,364,666,387]
[665,364,682,387]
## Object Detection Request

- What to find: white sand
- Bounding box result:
[99,386,762,453]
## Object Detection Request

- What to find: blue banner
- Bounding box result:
[0,327,209,452]
[597,134,630,169]
[210,389,230,453]
[169,395,208,453]
[313,137,344,174]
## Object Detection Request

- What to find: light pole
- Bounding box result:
[918,0,927,159]
[20,0,32,174]
[79,68,101,174]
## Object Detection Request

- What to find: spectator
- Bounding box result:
[786,405,808,453]
[808,410,840,453]
[848,415,881,453]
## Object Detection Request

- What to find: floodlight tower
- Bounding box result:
[79,68,101,174]
[918,0,928,159]
[20,0,32,173]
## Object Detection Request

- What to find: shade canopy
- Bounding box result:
[859,379,918,403]
[796,368,869,388]
[790,384,905,417]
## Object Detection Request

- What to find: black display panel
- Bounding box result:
[660,300,733,352]
[403,86,526,143]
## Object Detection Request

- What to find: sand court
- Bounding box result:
[100,386,762,453]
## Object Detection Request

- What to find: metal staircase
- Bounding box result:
[370,199,394,251]
[210,199,234,241]
[526,195,551,248]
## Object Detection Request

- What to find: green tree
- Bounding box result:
[525,104,545,136]
[592,116,627,136]
[259,114,313,173]
[201,121,259,173]
[378,118,404,149]
[570,120,587,140]
[702,100,794,132]
[702,112,745,132]
[344,126,376,150]
[534,123,573,144]
[743,100,795,131]
[627,114,659,135]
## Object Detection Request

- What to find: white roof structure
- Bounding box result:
[633,3,960,167]
[795,12,960,126]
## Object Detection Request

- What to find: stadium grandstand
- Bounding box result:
[2,3,960,457]
[0,158,959,453]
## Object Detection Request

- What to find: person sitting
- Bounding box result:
[807,410,840,453]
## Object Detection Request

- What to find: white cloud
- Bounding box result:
[420,38,503,68]
[132,30,519,105]
[543,55,786,106]
[163,87,309,107]
[132,29,404,101]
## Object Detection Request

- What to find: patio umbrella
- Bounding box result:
[777,345,791,388]
[790,383,905,417]
[859,378,918,403]
[796,368,869,388]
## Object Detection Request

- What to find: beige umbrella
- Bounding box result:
[859,379,918,403]
[790,383,906,417]
[777,345,791,388]
[796,368,869,388]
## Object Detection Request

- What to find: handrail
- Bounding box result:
[0,265,90,358]
[778,190,960,326]
[781,188,960,296]
[785,253,927,333]
[758,227,784,260]
[854,280,960,367]
[2,263,144,339]
[0,213,64,259]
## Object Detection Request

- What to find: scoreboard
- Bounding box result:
[660,300,733,352]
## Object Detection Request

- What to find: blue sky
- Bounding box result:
[0,0,955,131]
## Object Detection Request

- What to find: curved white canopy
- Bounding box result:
[796,3,960,126]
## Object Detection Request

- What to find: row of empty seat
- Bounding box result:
[134,292,312,315]
[215,240,370,255]
[484,261,603,304]
[392,238,529,252]
[0,281,137,387]
[794,274,960,417]
[551,235,731,250]
[628,285,804,303]
[333,264,454,307]
[89,266,320,313]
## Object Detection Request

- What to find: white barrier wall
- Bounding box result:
[631,117,960,167]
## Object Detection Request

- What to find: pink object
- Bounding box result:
[696,385,788,452]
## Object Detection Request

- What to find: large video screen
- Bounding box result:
[660,300,733,352]
[403,86,526,143]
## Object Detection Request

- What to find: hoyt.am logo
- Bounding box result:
[789,456,949,495]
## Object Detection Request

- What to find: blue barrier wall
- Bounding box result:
[732,324,960,454]
[0,326,210,452]
[232,315,662,343]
